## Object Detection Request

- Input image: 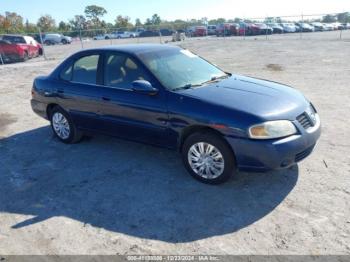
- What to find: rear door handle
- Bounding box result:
[101,96,111,101]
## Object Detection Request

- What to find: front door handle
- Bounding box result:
[44,91,53,97]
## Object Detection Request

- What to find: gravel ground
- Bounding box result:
[0,31,349,255]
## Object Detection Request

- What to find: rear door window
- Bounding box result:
[72,55,99,85]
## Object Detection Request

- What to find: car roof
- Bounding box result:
[83,44,181,55]
[1,34,25,37]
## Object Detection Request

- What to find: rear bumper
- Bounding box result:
[31,99,48,119]
[226,117,321,172]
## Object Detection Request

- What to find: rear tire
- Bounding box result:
[182,132,237,184]
[49,106,83,144]
[22,52,29,62]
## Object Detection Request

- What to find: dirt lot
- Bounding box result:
[0,31,349,255]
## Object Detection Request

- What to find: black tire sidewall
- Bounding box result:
[22,52,28,61]
[50,107,79,144]
[182,132,236,184]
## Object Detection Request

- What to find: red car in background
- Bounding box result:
[0,35,43,63]
[216,23,239,36]
[237,23,261,35]
[188,26,208,37]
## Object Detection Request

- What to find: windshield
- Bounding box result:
[138,49,227,91]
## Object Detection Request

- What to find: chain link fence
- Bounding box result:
[1,13,349,63]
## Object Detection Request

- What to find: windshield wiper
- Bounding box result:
[200,73,231,85]
[172,83,203,91]
[172,73,231,91]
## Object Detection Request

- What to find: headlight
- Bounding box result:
[249,120,297,139]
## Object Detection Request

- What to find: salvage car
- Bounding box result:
[43,33,72,45]
[255,23,273,34]
[207,25,217,35]
[238,22,260,35]
[267,23,284,33]
[311,22,325,31]
[31,44,321,184]
[295,23,315,32]
[187,26,207,37]
[216,23,238,36]
[280,23,297,33]
[0,35,42,62]
[114,31,137,39]
[322,23,334,31]
[139,30,160,37]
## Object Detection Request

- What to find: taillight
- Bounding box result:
[31,83,36,97]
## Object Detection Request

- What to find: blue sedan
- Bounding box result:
[31,44,321,184]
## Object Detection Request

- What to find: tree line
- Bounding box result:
[0,5,349,36]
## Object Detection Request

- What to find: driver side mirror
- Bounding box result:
[132,80,158,96]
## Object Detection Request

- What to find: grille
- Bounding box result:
[295,144,315,162]
[296,112,314,129]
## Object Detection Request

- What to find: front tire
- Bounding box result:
[49,106,82,144]
[182,132,236,184]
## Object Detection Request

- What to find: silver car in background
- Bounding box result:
[280,23,297,33]
[43,33,72,45]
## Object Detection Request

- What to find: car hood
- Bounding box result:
[178,75,309,121]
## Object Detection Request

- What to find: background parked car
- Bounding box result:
[311,22,325,31]
[322,23,334,31]
[216,23,238,36]
[238,22,260,35]
[159,29,174,36]
[43,33,72,45]
[207,25,217,35]
[295,23,314,32]
[280,23,297,33]
[93,34,107,40]
[0,34,42,62]
[331,22,345,30]
[294,23,302,32]
[114,31,137,38]
[139,30,159,37]
[187,26,207,37]
[267,23,284,34]
[255,23,273,35]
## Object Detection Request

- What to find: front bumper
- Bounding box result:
[226,115,321,171]
[0,53,22,62]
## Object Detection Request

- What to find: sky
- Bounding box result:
[1,0,349,24]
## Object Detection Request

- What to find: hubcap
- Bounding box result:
[52,112,70,139]
[188,142,225,179]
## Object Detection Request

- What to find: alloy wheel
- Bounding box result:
[188,142,225,179]
[52,112,70,139]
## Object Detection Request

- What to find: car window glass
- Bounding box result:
[60,63,73,81]
[138,49,225,90]
[3,36,26,44]
[104,53,151,89]
[72,55,99,84]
